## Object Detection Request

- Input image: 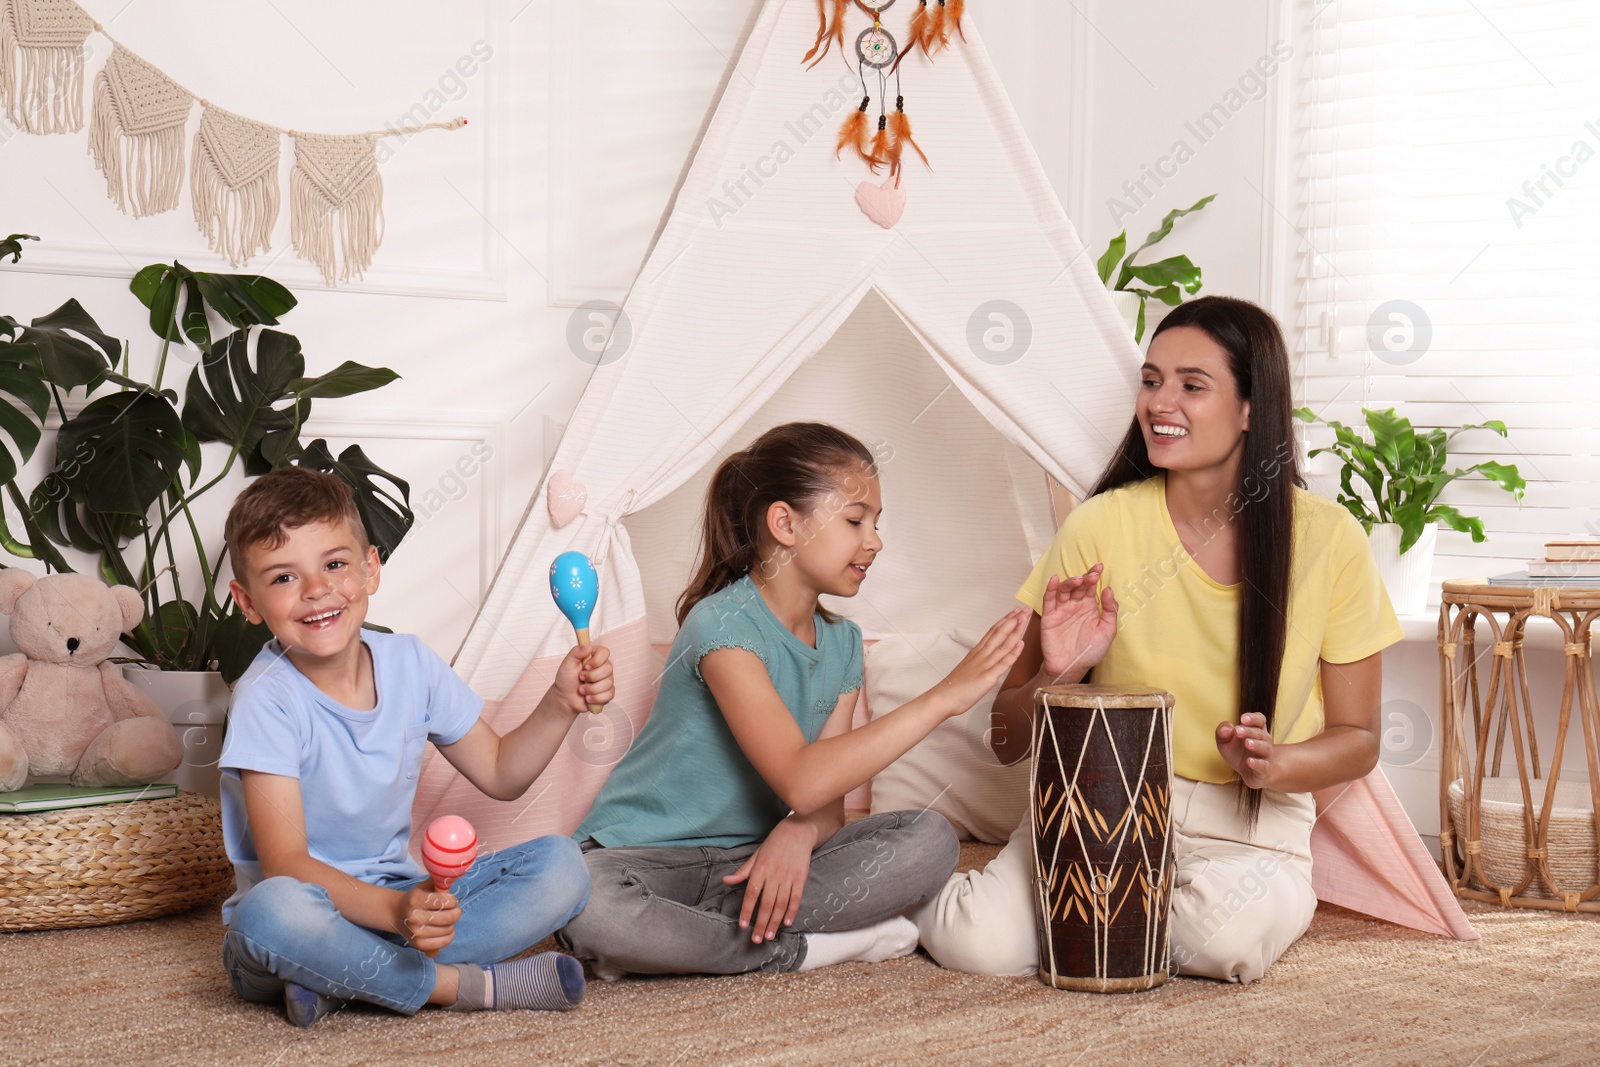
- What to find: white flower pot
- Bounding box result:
[1367,522,1438,615]
[1111,290,1144,337]
[122,667,230,797]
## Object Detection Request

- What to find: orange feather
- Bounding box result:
[837,109,872,165]
[928,2,948,54]
[908,1,930,52]
[869,125,892,174]
[889,109,929,178]
[803,0,850,68]
[947,0,966,41]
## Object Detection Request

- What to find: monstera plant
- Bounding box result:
[0,235,412,682]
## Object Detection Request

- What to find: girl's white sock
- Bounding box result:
[797,916,920,971]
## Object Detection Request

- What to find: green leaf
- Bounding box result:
[1392,500,1430,553]
[153,599,201,664]
[255,427,304,470]
[1116,195,1216,288]
[182,328,311,475]
[177,426,204,483]
[181,275,211,349]
[191,271,296,328]
[0,350,50,484]
[28,485,116,555]
[11,299,118,389]
[1124,256,1203,295]
[1096,231,1126,286]
[295,440,414,562]
[1134,296,1147,342]
[1427,504,1486,543]
[1,233,38,263]
[212,606,274,685]
[1458,460,1525,502]
[54,391,189,516]
[100,371,178,404]
[1363,407,1416,476]
[129,263,166,307]
[133,262,187,343]
[287,361,400,400]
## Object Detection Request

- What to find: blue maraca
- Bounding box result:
[549,551,602,714]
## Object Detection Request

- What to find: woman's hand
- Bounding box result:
[722,816,819,943]
[1216,712,1275,790]
[1038,566,1118,679]
[934,607,1029,716]
[394,882,462,955]
[553,643,614,715]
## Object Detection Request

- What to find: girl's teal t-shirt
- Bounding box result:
[576,575,863,849]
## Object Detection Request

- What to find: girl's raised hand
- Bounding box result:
[1216,712,1275,790]
[1039,566,1118,679]
[934,607,1030,716]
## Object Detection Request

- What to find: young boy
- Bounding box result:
[218,467,612,1027]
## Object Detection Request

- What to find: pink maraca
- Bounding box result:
[421,815,477,892]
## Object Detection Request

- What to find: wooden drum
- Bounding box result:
[1031,684,1175,992]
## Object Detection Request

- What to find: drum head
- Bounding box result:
[1035,684,1174,709]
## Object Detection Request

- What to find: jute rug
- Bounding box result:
[4,864,1598,1066]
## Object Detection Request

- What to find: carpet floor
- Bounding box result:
[5,849,1599,1066]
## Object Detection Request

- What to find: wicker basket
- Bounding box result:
[0,791,234,932]
[1447,776,1599,901]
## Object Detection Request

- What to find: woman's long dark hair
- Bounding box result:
[676,422,877,624]
[1090,296,1304,825]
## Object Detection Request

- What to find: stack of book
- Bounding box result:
[1489,540,1600,586]
[0,781,178,814]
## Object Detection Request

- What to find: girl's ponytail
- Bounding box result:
[676,422,876,624]
[677,453,760,624]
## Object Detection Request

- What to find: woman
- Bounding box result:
[916,296,1403,983]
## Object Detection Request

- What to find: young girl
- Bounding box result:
[559,422,1028,977]
[916,296,1404,983]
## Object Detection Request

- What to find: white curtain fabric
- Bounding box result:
[1291,0,1600,578]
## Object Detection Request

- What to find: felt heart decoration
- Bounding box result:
[547,469,587,527]
[856,177,906,229]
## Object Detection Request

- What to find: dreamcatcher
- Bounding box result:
[803,0,964,186]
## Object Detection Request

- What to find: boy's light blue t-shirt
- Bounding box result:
[576,575,863,849]
[218,630,482,924]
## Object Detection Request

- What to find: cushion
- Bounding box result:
[866,631,1029,842]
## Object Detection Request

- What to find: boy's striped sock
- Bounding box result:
[447,953,585,1012]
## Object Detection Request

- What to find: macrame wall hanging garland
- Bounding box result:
[1,0,464,285]
[291,133,383,286]
[0,0,95,134]
[89,45,192,217]
[806,0,959,228]
[191,105,280,268]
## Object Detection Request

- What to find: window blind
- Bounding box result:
[1288,0,1600,585]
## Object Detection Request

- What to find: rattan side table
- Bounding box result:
[1438,579,1600,912]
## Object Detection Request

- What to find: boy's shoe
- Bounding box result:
[283,981,343,1028]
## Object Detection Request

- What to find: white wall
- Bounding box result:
[0,0,1460,834]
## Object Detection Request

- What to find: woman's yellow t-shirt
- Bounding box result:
[1016,476,1404,783]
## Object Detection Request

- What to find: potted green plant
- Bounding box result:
[1293,406,1525,613]
[1095,194,1214,341]
[1,235,414,792]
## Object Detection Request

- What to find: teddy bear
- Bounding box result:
[0,571,183,792]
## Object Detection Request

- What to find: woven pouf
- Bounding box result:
[1448,776,1598,902]
[0,792,234,932]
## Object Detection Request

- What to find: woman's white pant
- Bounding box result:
[914,776,1317,984]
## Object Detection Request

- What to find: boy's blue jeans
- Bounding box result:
[222,835,589,1016]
